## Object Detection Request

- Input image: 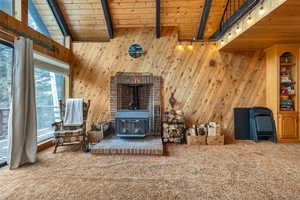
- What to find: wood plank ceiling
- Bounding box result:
[39,0,228,41]
[56,0,110,41]
[204,0,228,39]
[109,0,205,40]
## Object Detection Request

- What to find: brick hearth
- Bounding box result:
[91,135,163,155]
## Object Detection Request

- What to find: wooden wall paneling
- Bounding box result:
[0,11,70,63]
[71,28,266,143]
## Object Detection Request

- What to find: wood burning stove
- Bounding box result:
[115,110,149,137]
[110,73,161,136]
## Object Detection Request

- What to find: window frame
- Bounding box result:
[28,0,51,38]
[34,67,66,143]
[0,0,13,16]
[0,39,13,49]
[28,0,65,45]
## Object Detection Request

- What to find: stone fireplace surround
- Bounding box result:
[110,72,161,136]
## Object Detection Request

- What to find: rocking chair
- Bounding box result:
[52,99,91,153]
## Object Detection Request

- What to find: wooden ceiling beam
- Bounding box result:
[46,0,72,38]
[156,0,160,38]
[100,0,113,39]
[196,0,212,40]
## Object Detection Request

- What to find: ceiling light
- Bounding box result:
[220,40,225,45]
[236,26,241,33]
[259,4,265,15]
[228,33,232,39]
[177,43,184,50]
[247,13,253,24]
[187,41,193,50]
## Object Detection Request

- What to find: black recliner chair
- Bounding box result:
[249,107,277,143]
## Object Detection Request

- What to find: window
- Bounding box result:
[0,0,13,15]
[0,41,13,165]
[35,68,65,143]
[0,41,67,166]
[28,0,64,45]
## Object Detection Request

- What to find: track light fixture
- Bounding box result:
[259,2,265,15]
[236,24,241,33]
[187,41,193,50]
[177,42,184,50]
[247,13,253,24]
[228,32,232,39]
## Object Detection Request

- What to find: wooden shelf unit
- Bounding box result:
[266,44,300,143]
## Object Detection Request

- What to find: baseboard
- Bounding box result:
[37,139,54,152]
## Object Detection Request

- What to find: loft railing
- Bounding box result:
[220,0,248,30]
[210,0,260,39]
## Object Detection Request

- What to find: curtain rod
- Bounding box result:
[0,22,57,53]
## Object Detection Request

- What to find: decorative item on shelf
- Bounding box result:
[169,92,176,109]
[280,52,293,64]
[209,59,216,67]
[128,44,143,58]
[162,110,185,144]
[279,52,295,111]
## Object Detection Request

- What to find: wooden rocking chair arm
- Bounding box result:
[51,121,63,127]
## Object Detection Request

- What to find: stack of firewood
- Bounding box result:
[162,110,185,143]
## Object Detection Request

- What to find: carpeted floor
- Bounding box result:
[0,142,299,200]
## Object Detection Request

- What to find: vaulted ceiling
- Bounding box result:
[37,0,229,41]
[57,0,110,41]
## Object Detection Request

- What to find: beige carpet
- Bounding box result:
[0,142,299,200]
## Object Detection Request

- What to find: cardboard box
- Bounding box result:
[186,136,207,145]
[206,135,224,145]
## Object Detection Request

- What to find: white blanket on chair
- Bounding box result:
[64,98,84,126]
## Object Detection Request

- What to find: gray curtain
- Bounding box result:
[8,37,37,169]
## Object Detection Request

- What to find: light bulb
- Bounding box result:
[220,40,225,45]
[177,44,184,50]
[228,33,232,39]
[259,6,265,15]
[236,26,241,33]
[247,16,253,24]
